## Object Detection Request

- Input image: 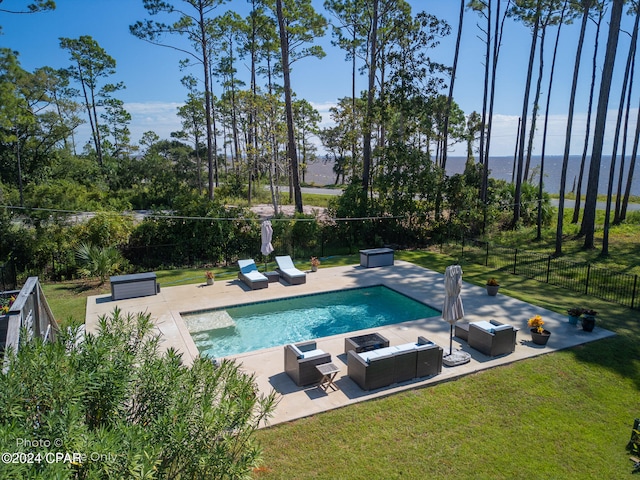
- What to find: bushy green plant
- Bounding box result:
[72,211,134,248]
[75,243,124,283]
[0,308,276,479]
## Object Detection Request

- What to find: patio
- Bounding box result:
[85,261,615,427]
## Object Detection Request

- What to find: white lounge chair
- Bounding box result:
[275,255,307,285]
[237,259,268,290]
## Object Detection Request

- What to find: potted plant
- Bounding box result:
[310,257,320,272]
[205,270,215,285]
[486,278,500,296]
[528,314,551,346]
[0,295,16,315]
[567,307,584,325]
[581,309,597,332]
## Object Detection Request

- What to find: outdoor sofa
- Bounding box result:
[275,255,307,285]
[467,319,518,357]
[237,259,268,290]
[347,337,443,391]
[284,340,332,386]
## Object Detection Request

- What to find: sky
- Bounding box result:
[2,0,640,159]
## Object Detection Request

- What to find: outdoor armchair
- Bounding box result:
[468,320,518,357]
[284,340,332,386]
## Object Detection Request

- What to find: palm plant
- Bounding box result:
[75,242,123,284]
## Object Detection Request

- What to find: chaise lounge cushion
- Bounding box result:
[275,255,307,285]
[237,259,268,290]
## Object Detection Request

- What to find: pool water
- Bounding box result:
[183,285,440,359]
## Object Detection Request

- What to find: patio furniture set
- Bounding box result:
[284,332,444,392]
[237,256,306,290]
[284,320,519,392]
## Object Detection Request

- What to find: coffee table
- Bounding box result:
[344,332,390,354]
[316,362,340,392]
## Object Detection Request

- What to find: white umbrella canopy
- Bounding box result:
[261,220,274,257]
[442,264,464,355]
[443,264,464,323]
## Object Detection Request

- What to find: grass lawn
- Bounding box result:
[251,250,640,479]
[39,223,640,478]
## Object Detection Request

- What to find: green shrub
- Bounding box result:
[0,308,276,479]
[75,243,125,283]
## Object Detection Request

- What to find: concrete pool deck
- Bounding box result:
[85,261,615,426]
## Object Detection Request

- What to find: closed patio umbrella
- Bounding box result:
[442,264,467,362]
[261,220,274,269]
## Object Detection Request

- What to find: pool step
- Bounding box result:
[183,310,236,333]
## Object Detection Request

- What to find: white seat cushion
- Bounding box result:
[280,268,305,278]
[492,324,513,332]
[243,270,267,282]
[300,348,325,359]
[472,321,497,332]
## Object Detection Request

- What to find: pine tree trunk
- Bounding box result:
[556,3,590,256]
[582,0,623,249]
[276,0,303,213]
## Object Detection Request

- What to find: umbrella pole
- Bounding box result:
[449,325,453,355]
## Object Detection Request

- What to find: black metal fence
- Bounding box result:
[459,238,639,311]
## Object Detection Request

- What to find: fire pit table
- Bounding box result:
[345,332,390,354]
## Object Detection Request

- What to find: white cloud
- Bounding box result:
[126,101,184,143]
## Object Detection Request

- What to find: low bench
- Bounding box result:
[110,272,158,301]
[359,248,394,268]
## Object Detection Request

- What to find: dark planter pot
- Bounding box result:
[582,315,596,332]
[486,285,499,296]
[568,315,580,325]
[530,328,551,346]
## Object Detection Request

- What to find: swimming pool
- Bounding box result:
[182,285,440,358]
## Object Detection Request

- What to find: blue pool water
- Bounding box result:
[183,285,440,359]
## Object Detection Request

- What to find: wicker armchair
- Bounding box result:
[284,340,331,386]
[468,320,517,357]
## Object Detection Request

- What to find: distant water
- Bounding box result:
[308,154,639,196]
[442,155,639,197]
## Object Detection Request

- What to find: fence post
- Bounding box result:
[632,274,638,310]
[513,249,518,275]
[585,264,591,295]
[485,241,489,267]
[546,255,551,284]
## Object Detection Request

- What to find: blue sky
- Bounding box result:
[1,0,639,157]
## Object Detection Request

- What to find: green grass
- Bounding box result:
[38,227,640,478]
[481,208,640,275]
[252,250,640,479]
[41,266,242,327]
